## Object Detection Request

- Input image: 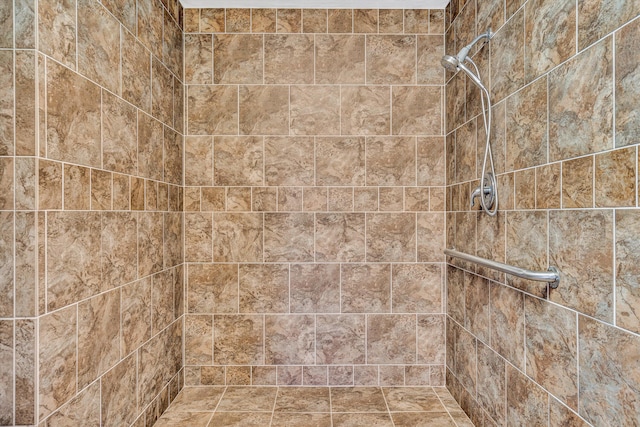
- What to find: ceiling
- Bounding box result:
[180,0,449,9]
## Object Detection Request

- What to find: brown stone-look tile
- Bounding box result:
[137,112,163,181]
[595,147,636,207]
[265,34,314,83]
[0,51,13,156]
[392,86,442,135]
[536,163,561,209]
[290,85,340,135]
[77,0,120,93]
[239,263,289,313]
[13,212,34,317]
[47,212,101,310]
[341,263,391,312]
[549,210,614,322]
[102,91,137,175]
[200,8,224,32]
[185,314,213,364]
[290,264,340,313]
[328,9,352,33]
[102,212,137,288]
[404,366,430,387]
[417,314,445,364]
[506,363,549,426]
[506,77,547,171]
[151,58,174,126]
[329,366,354,386]
[252,9,276,32]
[278,366,303,385]
[239,85,289,135]
[184,34,212,85]
[46,380,100,426]
[417,35,444,85]
[304,187,328,211]
[163,211,183,268]
[188,85,238,135]
[329,187,354,211]
[277,187,302,211]
[476,342,506,425]
[38,160,62,209]
[90,169,111,210]
[214,34,263,84]
[341,86,390,135]
[214,136,263,186]
[121,278,151,356]
[167,386,225,412]
[63,164,90,210]
[392,264,441,313]
[183,6,199,33]
[188,263,238,314]
[251,187,275,212]
[164,128,183,187]
[352,366,377,386]
[272,412,331,427]
[252,366,277,385]
[39,305,76,418]
[214,315,264,365]
[578,0,640,50]
[455,120,477,183]
[38,0,76,68]
[549,37,613,161]
[264,212,314,262]
[228,366,252,386]
[202,187,225,211]
[0,1,12,48]
[315,213,365,262]
[213,213,263,262]
[490,8,524,102]
[199,366,224,386]
[138,212,163,277]
[417,212,444,262]
[366,137,415,185]
[354,9,377,33]
[404,10,429,33]
[331,387,388,412]
[379,9,403,33]
[121,29,151,112]
[616,210,640,333]
[137,0,162,58]
[392,412,456,427]
[302,9,327,33]
[14,319,34,424]
[155,411,212,427]
[616,18,640,147]
[277,9,301,33]
[354,187,378,211]
[265,315,315,364]
[208,411,271,426]
[525,296,578,409]
[47,61,101,167]
[184,212,212,262]
[524,0,576,82]
[367,35,416,84]
[225,8,250,32]
[316,137,365,186]
[562,156,593,208]
[445,73,464,133]
[506,211,548,296]
[217,387,277,413]
[264,136,314,185]
[101,353,136,427]
[447,266,464,326]
[15,50,36,157]
[490,283,524,370]
[315,34,365,84]
[316,314,365,364]
[464,274,490,343]
[227,187,251,212]
[384,387,441,411]
[366,213,416,262]
[379,187,403,211]
[550,397,589,427]
[579,315,640,426]
[0,321,12,425]
[184,136,212,187]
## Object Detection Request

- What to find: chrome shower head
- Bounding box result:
[441,54,460,72]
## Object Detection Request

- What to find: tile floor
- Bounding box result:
[154,386,474,426]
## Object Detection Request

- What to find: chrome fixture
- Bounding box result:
[442,29,499,216]
[444,248,560,289]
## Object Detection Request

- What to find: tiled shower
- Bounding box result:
[0,0,639,426]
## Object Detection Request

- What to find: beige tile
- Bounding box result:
[265,315,315,364]
[151,270,175,333]
[277,187,302,211]
[239,85,289,135]
[15,50,36,157]
[595,147,636,207]
[63,164,90,210]
[252,9,276,32]
[277,9,301,33]
[202,187,225,211]
[137,112,163,181]
[90,169,111,210]
[329,366,354,386]
[272,412,332,427]
[315,213,365,262]
[155,411,212,427]
[188,85,238,135]
[455,120,476,183]
[164,127,183,186]
[77,0,120,93]
[367,314,416,364]
[506,211,548,296]
[490,8,524,102]
[101,354,136,427]
[213,213,263,262]
[37,160,61,210]
[616,17,640,147]
[136,0,162,58]
[167,386,224,412]
[184,34,212,85]
[417,314,445,364]
[328,187,354,211]
[536,163,561,209]
[341,263,391,312]
[417,35,444,85]
[490,283,524,370]
[549,38,613,161]
[151,58,174,126]
[39,306,76,418]
[304,366,328,385]
[562,156,593,208]
[331,387,388,412]
[121,278,151,356]
[46,380,100,426]
[290,263,340,313]
[476,342,505,425]
[328,9,352,33]
[277,366,303,385]
[392,412,456,427]
[464,274,490,343]
[392,264,441,313]
[264,138,314,186]
[367,213,416,262]
[0,51,13,156]
[38,0,76,68]
[316,314,366,364]
[47,61,101,167]
[616,210,640,333]
[404,10,429,33]
[214,34,263,84]
[315,35,365,84]
[316,137,365,186]
[366,137,416,185]
[290,85,340,135]
[200,8,224,32]
[383,387,441,411]
[121,29,151,112]
[549,210,614,322]
[213,136,262,186]
[214,314,264,365]
[14,213,35,317]
[264,213,314,262]
[102,212,137,288]
[264,34,314,83]
[163,211,183,268]
[333,412,393,426]
[239,263,288,313]
[225,8,250,32]
[188,263,238,314]
[184,136,212,187]
[341,86,390,135]
[392,86,442,135]
[208,411,272,426]
[549,397,589,427]
[354,9,378,33]
[302,9,327,33]
[367,35,416,84]
[506,363,549,425]
[217,386,277,411]
[138,212,164,277]
[378,9,403,33]
[578,0,640,50]
[303,187,328,211]
[0,321,12,425]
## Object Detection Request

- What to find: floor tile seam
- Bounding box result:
[379,387,397,427]
[268,386,280,426]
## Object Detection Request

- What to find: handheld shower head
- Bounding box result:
[441,55,459,72]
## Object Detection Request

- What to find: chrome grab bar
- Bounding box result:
[444,248,560,289]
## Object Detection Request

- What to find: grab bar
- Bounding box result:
[444,248,560,289]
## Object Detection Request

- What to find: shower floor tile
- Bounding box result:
[154,386,473,426]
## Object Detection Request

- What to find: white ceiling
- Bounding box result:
[181,0,449,9]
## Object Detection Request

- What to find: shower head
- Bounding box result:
[441,28,493,72]
[441,54,460,72]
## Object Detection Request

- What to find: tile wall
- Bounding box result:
[0,0,185,424]
[181,8,448,388]
[445,0,640,425]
